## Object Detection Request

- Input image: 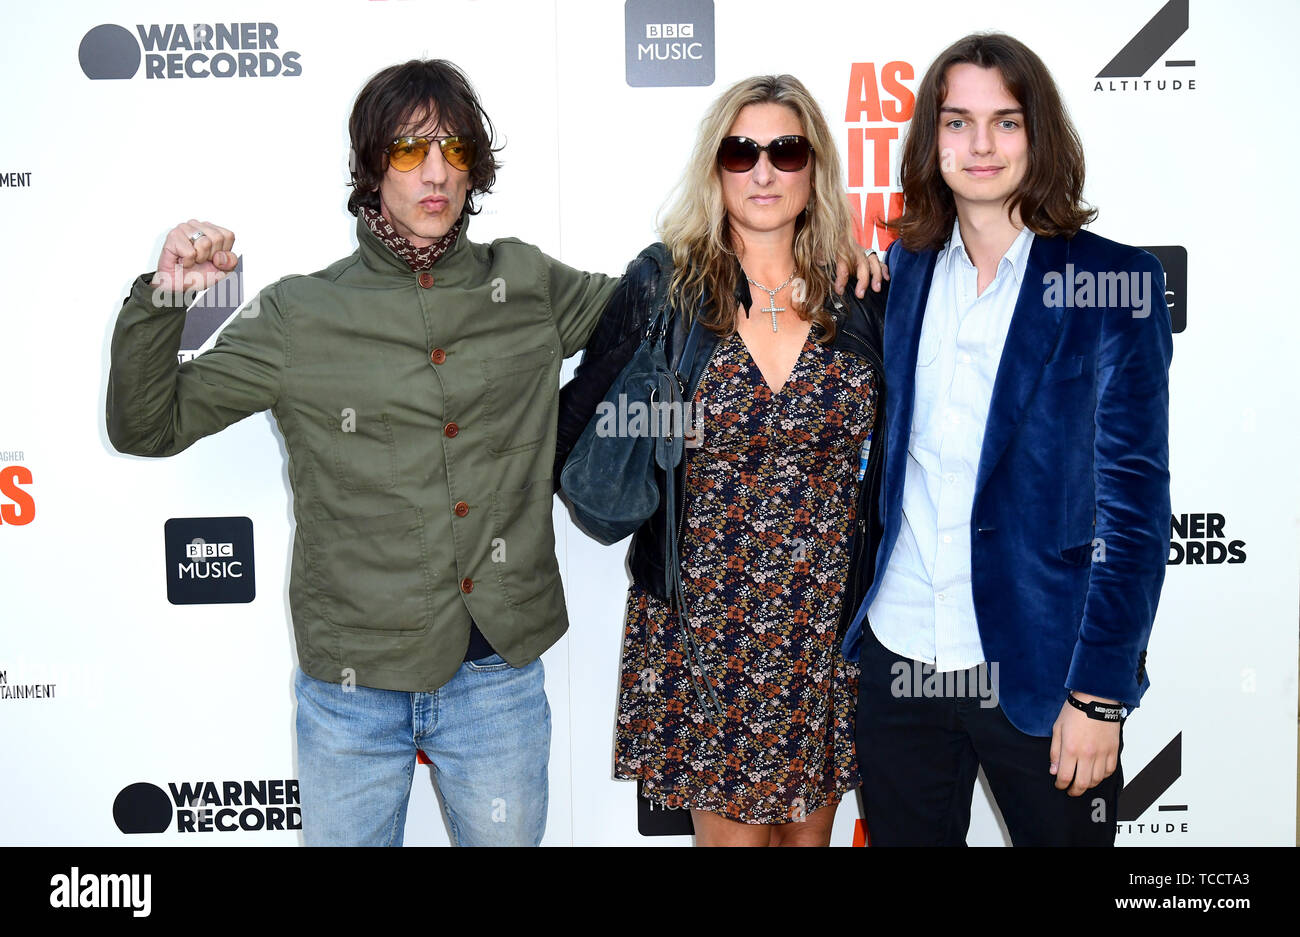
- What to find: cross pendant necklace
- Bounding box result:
[744,270,796,332]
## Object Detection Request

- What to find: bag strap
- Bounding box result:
[674,307,706,389]
[639,247,724,721]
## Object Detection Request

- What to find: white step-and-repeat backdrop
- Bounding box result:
[2,0,1296,846]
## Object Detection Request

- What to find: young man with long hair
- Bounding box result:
[842,33,1172,846]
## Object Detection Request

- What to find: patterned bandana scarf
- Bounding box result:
[361,206,463,272]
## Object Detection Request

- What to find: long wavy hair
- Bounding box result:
[347,59,502,217]
[659,74,854,343]
[893,33,1096,250]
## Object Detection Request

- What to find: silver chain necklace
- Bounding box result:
[744,270,795,332]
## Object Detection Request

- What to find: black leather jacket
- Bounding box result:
[556,242,888,637]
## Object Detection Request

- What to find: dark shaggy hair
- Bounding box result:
[893,33,1096,250]
[346,59,501,216]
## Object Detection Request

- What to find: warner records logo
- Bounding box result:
[625,0,714,87]
[1168,512,1246,565]
[113,778,300,834]
[1094,0,1196,93]
[79,22,302,80]
[1137,245,1186,333]
[1116,733,1188,836]
[164,516,255,604]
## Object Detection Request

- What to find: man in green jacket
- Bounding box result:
[106,60,617,846]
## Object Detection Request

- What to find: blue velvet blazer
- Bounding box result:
[842,228,1174,736]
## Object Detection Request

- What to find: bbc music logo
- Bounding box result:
[164,516,256,604]
[1095,0,1196,93]
[1137,245,1186,334]
[625,0,714,87]
[78,22,302,80]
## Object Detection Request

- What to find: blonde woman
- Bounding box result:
[557,75,888,846]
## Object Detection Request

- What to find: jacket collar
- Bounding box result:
[973,231,1069,493]
[355,211,474,278]
[882,232,1071,497]
[731,257,755,316]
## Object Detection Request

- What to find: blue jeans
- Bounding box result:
[294,654,550,846]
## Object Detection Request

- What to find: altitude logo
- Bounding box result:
[0,453,35,526]
[844,61,915,252]
[1116,733,1187,836]
[1137,245,1187,333]
[1095,0,1195,93]
[164,516,255,604]
[625,0,714,87]
[1168,512,1245,565]
[78,22,302,80]
[113,778,300,834]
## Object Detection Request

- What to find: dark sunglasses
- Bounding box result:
[717,135,813,173]
[386,134,476,172]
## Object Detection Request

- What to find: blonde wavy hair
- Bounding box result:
[659,74,855,342]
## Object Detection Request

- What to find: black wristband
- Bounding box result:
[1066,693,1128,723]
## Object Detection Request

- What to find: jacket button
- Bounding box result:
[418,272,434,289]
[460,577,474,593]
[444,422,459,438]
[454,501,469,517]
[430,348,446,365]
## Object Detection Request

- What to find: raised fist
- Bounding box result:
[151,220,237,293]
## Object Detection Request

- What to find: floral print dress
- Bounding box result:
[614,328,877,824]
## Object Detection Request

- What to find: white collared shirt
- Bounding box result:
[868,221,1035,670]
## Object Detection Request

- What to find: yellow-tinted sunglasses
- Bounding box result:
[386,134,475,172]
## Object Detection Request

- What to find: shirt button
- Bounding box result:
[454,501,469,517]
[937,592,946,602]
[444,422,459,438]
[418,272,434,289]
[943,534,952,544]
[460,577,474,594]
[430,348,446,365]
[945,473,957,483]
[960,353,972,364]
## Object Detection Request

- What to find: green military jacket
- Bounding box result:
[107,215,617,692]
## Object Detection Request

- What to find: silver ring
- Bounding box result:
[188,230,207,243]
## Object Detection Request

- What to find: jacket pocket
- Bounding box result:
[302,508,433,634]
[481,346,558,455]
[1041,353,1095,385]
[490,480,561,607]
[1059,540,1096,567]
[330,412,397,491]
